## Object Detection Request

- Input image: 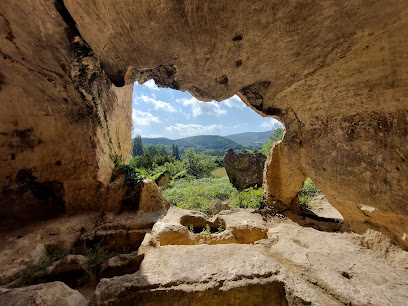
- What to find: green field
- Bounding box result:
[211,167,227,178]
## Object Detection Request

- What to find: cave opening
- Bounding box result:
[130,79,285,214]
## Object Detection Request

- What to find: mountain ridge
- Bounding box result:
[140,130,274,150]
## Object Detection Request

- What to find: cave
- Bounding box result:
[0,0,407,305]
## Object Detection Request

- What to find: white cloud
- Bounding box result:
[131,127,142,137]
[222,95,246,108]
[137,95,175,112]
[132,109,161,126]
[261,118,283,129]
[143,79,159,90]
[166,123,223,136]
[180,97,226,117]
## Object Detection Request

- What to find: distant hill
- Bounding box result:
[225,130,273,148]
[142,135,242,152]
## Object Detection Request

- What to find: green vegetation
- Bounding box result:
[131,135,144,156]
[128,130,286,215]
[141,134,242,155]
[260,128,285,156]
[130,145,222,180]
[139,128,285,153]
[20,248,71,284]
[217,220,224,233]
[211,167,227,178]
[203,224,212,236]
[81,244,114,274]
[163,176,266,214]
[298,178,322,208]
[230,186,267,209]
[163,177,236,214]
[20,244,114,285]
[172,144,180,160]
[225,130,278,149]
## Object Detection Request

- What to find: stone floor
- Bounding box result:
[0,206,407,305]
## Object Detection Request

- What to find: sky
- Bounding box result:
[132,80,282,139]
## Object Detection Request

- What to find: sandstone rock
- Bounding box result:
[220,209,268,244]
[61,0,408,248]
[210,202,232,216]
[223,149,266,190]
[0,0,133,222]
[154,171,170,189]
[153,224,195,246]
[76,210,166,252]
[195,230,238,245]
[0,281,87,306]
[99,252,144,279]
[91,245,291,306]
[79,228,150,252]
[36,255,88,288]
[151,206,268,245]
[0,214,100,286]
[139,179,170,213]
[91,220,408,306]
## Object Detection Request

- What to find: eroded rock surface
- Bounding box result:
[91,213,408,305]
[0,0,132,226]
[0,207,407,305]
[61,0,408,248]
[224,149,266,190]
[0,281,87,306]
[150,206,267,246]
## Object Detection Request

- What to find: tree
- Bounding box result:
[132,135,144,157]
[261,128,285,156]
[172,144,180,160]
[144,144,170,157]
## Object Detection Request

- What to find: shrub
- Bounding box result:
[230,186,266,209]
[298,178,322,208]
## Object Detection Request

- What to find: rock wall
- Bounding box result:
[63,0,408,248]
[0,0,132,227]
[224,149,266,190]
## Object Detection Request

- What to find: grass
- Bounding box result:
[163,177,237,214]
[298,178,322,208]
[211,167,227,178]
[162,176,266,214]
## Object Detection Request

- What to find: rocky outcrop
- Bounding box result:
[99,252,144,280]
[0,207,407,305]
[154,171,170,189]
[58,0,408,248]
[224,149,266,190]
[36,255,88,288]
[92,221,408,305]
[149,206,268,246]
[0,282,87,306]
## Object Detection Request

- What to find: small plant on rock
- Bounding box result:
[217,220,224,233]
[203,224,212,236]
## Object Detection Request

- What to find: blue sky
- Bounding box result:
[132,80,282,139]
